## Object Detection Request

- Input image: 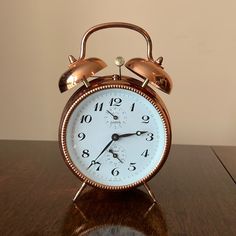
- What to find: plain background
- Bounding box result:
[0,0,235,145]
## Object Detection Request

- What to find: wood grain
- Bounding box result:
[212,146,236,183]
[150,145,236,236]
[0,141,235,235]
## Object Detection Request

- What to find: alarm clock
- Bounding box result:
[58,22,172,202]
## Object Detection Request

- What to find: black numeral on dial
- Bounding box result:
[146,133,154,141]
[82,149,90,158]
[94,102,103,111]
[78,132,86,141]
[141,149,149,157]
[110,98,122,106]
[111,167,119,176]
[128,163,136,171]
[80,115,92,123]
[131,103,135,112]
[95,162,101,171]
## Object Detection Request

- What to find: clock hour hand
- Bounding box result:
[118,131,148,138]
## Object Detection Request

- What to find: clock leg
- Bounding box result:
[73,202,88,221]
[144,202,156,218]
[73,182,87,202]
[143,182,157,203]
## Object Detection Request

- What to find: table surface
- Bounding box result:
[0,140,235,236]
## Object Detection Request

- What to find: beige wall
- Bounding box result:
[0,0,235,145]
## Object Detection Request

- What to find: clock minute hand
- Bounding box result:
[87,139,114,170]
[92,132,122,162]
[96,139,114,160]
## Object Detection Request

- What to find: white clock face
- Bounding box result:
[65,88,167,187]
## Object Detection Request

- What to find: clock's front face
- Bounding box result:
[64,87,168,188]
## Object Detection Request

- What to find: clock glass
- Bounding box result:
[63,87,168,188]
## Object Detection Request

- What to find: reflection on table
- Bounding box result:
[62,188,168,236]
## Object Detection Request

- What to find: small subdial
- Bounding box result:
[104,107,127,129]
[106,144,126,165]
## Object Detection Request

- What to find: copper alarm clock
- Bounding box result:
[58,22,172,202]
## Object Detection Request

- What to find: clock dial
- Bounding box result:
[64,87,168,188]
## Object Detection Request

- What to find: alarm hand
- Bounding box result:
[106,110,118,120]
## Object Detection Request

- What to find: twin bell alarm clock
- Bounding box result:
[58,22,173,202]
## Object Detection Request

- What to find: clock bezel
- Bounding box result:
[59,76,171,191]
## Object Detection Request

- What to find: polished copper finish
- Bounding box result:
[59,76,171,192]
[125,58,172,94]
[68,55,77,64]
[78,22,172,94]
[73,181,87,202]
[58,22,173,200]
[143,182,157,203]
[156,56,163,65]
[79,22,154,60]
[59,22,173,93]
[59,57,106,92]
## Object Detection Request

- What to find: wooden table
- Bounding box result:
[0,140,235,235]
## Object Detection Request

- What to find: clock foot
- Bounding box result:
[73,182,87,202]
[144,202,156,218]
[143,182,157,203]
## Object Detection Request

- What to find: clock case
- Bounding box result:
[58,22,173,203]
